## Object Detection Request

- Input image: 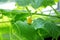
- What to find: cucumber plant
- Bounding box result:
[0,0,60,40]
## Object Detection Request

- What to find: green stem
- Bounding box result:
[0,33,3,40]
[12,33,21,40]
[14,23,20,36]
[37,30,44,40]
[56,38,57,40]
[34,10,37,14]
[50,6,59,16]
[55,37,58,40]
[36,13,60,18]
[25,7,32,17]
[10,26,12,40]
[52,38,55,40]
[52,38,54,40]
[0,12,60,23]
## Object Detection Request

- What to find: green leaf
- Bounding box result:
[33,18,60,38]
[37,28,50,38]
[32,18,45,30]
[32,18,50,37]
[44,22,60,38]
[0,0,8,2]
[15,0,56,9]
[13,13,30,22]
[15,0,31,6]
[31,0,44,9]
[41,0,55,7]
[13,21,43,40]
[54,0,58,2]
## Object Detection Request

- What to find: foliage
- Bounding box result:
[0,0,60,40]
[0,0,8,2]
[15,0,58,9]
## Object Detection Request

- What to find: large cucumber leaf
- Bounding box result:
[0,0,8,2]
[44,21,60,38]
[15,0,57,9]
[33,18,60,38]
[31,0,44,9]
[15,0,31,6]
[12,18,60,40]
[13,21,43,40]
[32,18,50,38]
[41,0,55,7]
[31,0,55,9]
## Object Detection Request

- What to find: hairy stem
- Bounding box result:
[50,6,59,16]
[37,30,44,40]
[25,7,32,17]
